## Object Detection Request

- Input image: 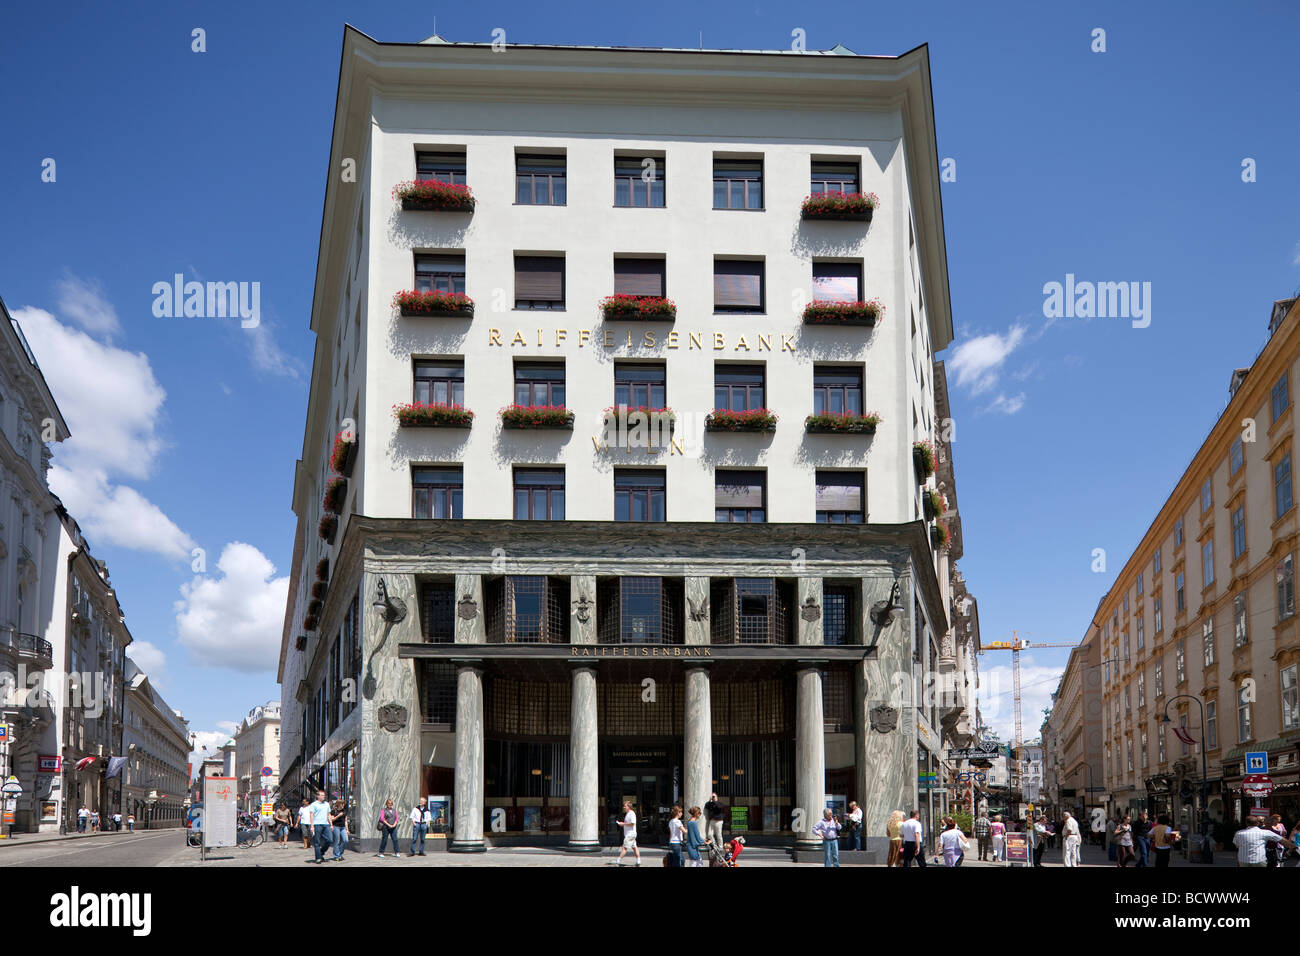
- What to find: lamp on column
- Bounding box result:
[870,580,904,627]
[372,578,408,624]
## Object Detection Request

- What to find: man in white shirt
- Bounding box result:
[308,790,332,864]
[77,806,89,833]
[847,801,864,851]
[297,799,313,849]
[616,800,641,866]
[409,798,432,856]
[1233,816,1295,867]
[1062,812,1082,867]
[900,810,927,867]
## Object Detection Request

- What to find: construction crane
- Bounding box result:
[979,631,1079,801]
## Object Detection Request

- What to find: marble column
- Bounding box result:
[684,665,712,812]
[568,666,600,851]
[454,573,485,644]
[450,663,485,852]
[859,571,914,846]
[797,577,824,646]
[684,576,710,645]
[795,665,826,851]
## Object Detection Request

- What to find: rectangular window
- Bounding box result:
[514,256,565,310]
[1275,453,1293,518]
[514,362,566,407]
[823,586,854,646]
[1272,372,1290,422]
[516,153,565,205]
[713,260,765,313]
[713,158,763,209]
[815,472,865,524]
[1206,700,1218,749]
[1122,632,1130,661]
[1230,437,1244,475]
[1123,593,1130,613]
[513,468,565,520]
[1154,598,1163,634]
[1202,541,1215,587]
[813,366,863,416]
[416,150,467,185]
[1158,726,1166,763]
[1125,686,1131,715]
[614,469,666,522]
[1283,665,1300,731]
[1175,571,1185,613]
[1238,684,1253,741]
[1127,739,1133,772]
[1278,555,1295,621]
[1141,731,1148,768]
[810,160,860,195]
[1232,505,1246,559]
[1200,478,1212,512]
[614,364,666,408]
[1137,672,1145,707]
[412,467,463,519]
[1137,571,1144,597]
[811,262,862,303]
[1175,518,1184,549]
[420,582,456,644]
[1136,616,1145,650]
[1234,592,1248,646]
[715,470,766,523]
[613,258,666,297]
[1176,640,1185,683]
[414,254,466,295]
[1153,548,1162,574]
[614,156,664,208]
[1202,619,1215,666]
[1155,661,1164,697]
[414,360,465,407]
[714,364,765,412]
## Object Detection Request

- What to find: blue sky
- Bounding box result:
[1,0,1297,754]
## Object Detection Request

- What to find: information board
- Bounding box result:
[203,776,238,849]
[730,806,749,833]
[1005,832,1030,863]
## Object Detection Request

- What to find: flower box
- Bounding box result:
[393,290,475,318]
[932,523,951,550]
[323,476,347,514]
[705,408,779,433]
[393,180,476,212]
[330,432,356,477]
[802,299,884,327]
[303,615,319,632]
[923,489,946,520]
[307,599,323,617]
[394,402,474,428]
[500,404,575,430]
[315,558,329,582]
[913,441,936,481]
[318,514,337,544]
[311,581,327,601]
[800,191,879,221]
[599,294,677,322]
[805,412,881,434]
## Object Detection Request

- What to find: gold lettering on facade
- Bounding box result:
[713,332,725,350]
[538,328,543,346]
[757,333,771,351]
[626,330,633,348]
[735,335,750,351]
[670,438,684,456]
[642,330,656,348]
[667,331,679,349]
[579,329,591,347]
[511,329,526,346]
[556,329,567,346]
[489,328,502,346]
[781,334,796,352]
[604,329,615,348]
[689,332,702,350]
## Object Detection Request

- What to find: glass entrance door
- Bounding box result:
[610,771,668,846]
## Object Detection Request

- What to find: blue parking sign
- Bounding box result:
[1245,751,1268,774]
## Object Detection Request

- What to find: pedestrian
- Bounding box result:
[616,800,641,866]
[273,803,291,848]
[1266,814,1287,868]
[886,810,905,867]
[846,801,863,851]
[1133,811,1151,868]
[375,798,401,858]
[685,806,707,867]
[330,798,349,861]
[666,805,684,867]
[1062,811,1081,867]
[297,798,313,849]
[127,813,135,833]
[990,814,1006,861]
[1233,815,1294,867]
[940,819,968,867]
[113,811,122,832]
[974,809,991,861]
[1150,815,1179,867]
[77,805,88,833]
[409,797,431,856]
[1031,814,1048,867]
[308,790,333,864]
[813,808,842,867]
[703,792,726,849]
[900,810,927,868]
[1113,815,1134,867]
[1287,821,1300,868]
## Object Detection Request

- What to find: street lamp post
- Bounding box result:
[1162,695,1213,864]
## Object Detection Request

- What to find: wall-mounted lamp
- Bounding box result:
[870,580,904,627]
[372,578,408,624]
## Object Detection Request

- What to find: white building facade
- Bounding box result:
[123,660,189,828]
[233,701,281,814]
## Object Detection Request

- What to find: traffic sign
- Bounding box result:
[261,766,272,777]
[1244,752,1268,774]
[1,776,23,796]
[1242,774,1274,798]
[0,724,8,742]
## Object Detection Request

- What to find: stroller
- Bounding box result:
[708,836,746,867]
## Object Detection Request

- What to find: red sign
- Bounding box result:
[38,755,61,773]
[1243,774,1274,797]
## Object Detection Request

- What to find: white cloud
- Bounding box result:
[983,392,1026,415]
[174,542,289,673]
[244,316,302,380]
[51,466,195,560]
[1293,241,1300,266]
[55,274,122,338]
[215,720,239,734]
[975,656,1065,743]
[126,640,168,686]
[949,324,1028,395]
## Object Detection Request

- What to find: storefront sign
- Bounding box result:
[427,796,451,833]
[1005,832,1029,863]
[730,806,749,833]
[488,327,798,353]
[571,645,712,658]
[38,755,61,773]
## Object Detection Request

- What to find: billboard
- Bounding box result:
[203,776,238,849]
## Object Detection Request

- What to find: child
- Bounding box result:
[725,835,746,866]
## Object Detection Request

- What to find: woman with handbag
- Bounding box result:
[375,798,401,858]
[940,819,968,867]
[330,799,349,861]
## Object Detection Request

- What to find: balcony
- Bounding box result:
[0,627,53,669]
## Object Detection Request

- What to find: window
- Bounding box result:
[415,151,466,185]
[514,256,565,310]
[1125,686,1131,716]
[1122,631,1130,661]
[1153,548,1162,575]
[613,257,666,298]
[716,470,766,523]
[516,153,565,205]
[1206,700,1218,749]
[811,262,862,303]
[414,254,466,295]
[1137,672,1145,707]
[614,364,666,408]
[823,586,855,645]
[1176,640,1185,683]
[1230,436,1244,475]
[1155,661,1164,697]
[810,160,860,195]
[1126,739,1133,772]
[1200,478,1212,512]
[1234,592,1248,646]
[1272,372,1290,422]
[1179,716,1189,757]
[1137,571,1144,597]
[513,469,565,520]
[414,361,465,406]
[514,362,566,407]
[1141,731,1148,767]
[1202,541,1214,588]
[1157,726,1166,763]
[1283,665,1300,731]
[614,155,664,208]
[1232,505,1246,559]
[1136,616,1144,650]
[815,472,865,524]
[813,367,863,416]
[1123,593,1130,613]
[412,467,463,519]
[1278,555,1295,621]
[715,365,765,412]
[1174,517,1184,548]
[1154,597,1163,633]
[713,260,765,313]
[713,158,762,209]
[1275,453,1293,518]
[1202,619,1215,667]
[1175,571,1185,613]
[614,469,666,522]
[1238,683,1253,741]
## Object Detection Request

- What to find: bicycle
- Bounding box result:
[238,824,266,847]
